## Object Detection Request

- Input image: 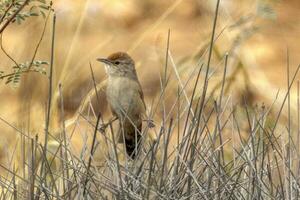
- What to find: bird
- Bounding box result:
[97,52,146,159]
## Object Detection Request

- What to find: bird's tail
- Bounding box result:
[123,122,142,159]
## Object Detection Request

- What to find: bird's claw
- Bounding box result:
[144,119,155,128]
[98,117,118,133]
[98,124,108,133]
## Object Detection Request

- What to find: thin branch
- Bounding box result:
[0,0,30,34]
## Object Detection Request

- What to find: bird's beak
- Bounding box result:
[97,58,112,65]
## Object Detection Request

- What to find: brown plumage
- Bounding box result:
[97,52,145,158]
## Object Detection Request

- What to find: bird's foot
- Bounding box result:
[98,123,108,133]
[144,119,155,128]
[98,117,118,133]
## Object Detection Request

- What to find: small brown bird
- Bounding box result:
[97,52,146,158]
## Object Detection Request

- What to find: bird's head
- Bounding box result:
[97,52,136,77]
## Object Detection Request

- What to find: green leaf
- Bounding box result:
[30,12,39,16]
[39,4,49,10]
[37,0,47,3]
[40,10,46,18]
[16,16,22,24]
[41,61,49,65]
[257,2,277,20]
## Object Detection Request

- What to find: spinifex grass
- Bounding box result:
[1,0,300,199]
[1,44,300,199]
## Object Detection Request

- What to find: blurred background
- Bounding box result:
[0,0,300,163]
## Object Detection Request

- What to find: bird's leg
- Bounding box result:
[99,117,118,133]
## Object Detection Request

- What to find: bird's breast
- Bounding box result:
[106,76,144,119]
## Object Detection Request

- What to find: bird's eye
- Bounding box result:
[115,61,120,65]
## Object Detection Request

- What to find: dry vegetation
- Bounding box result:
[0,0,300,199]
